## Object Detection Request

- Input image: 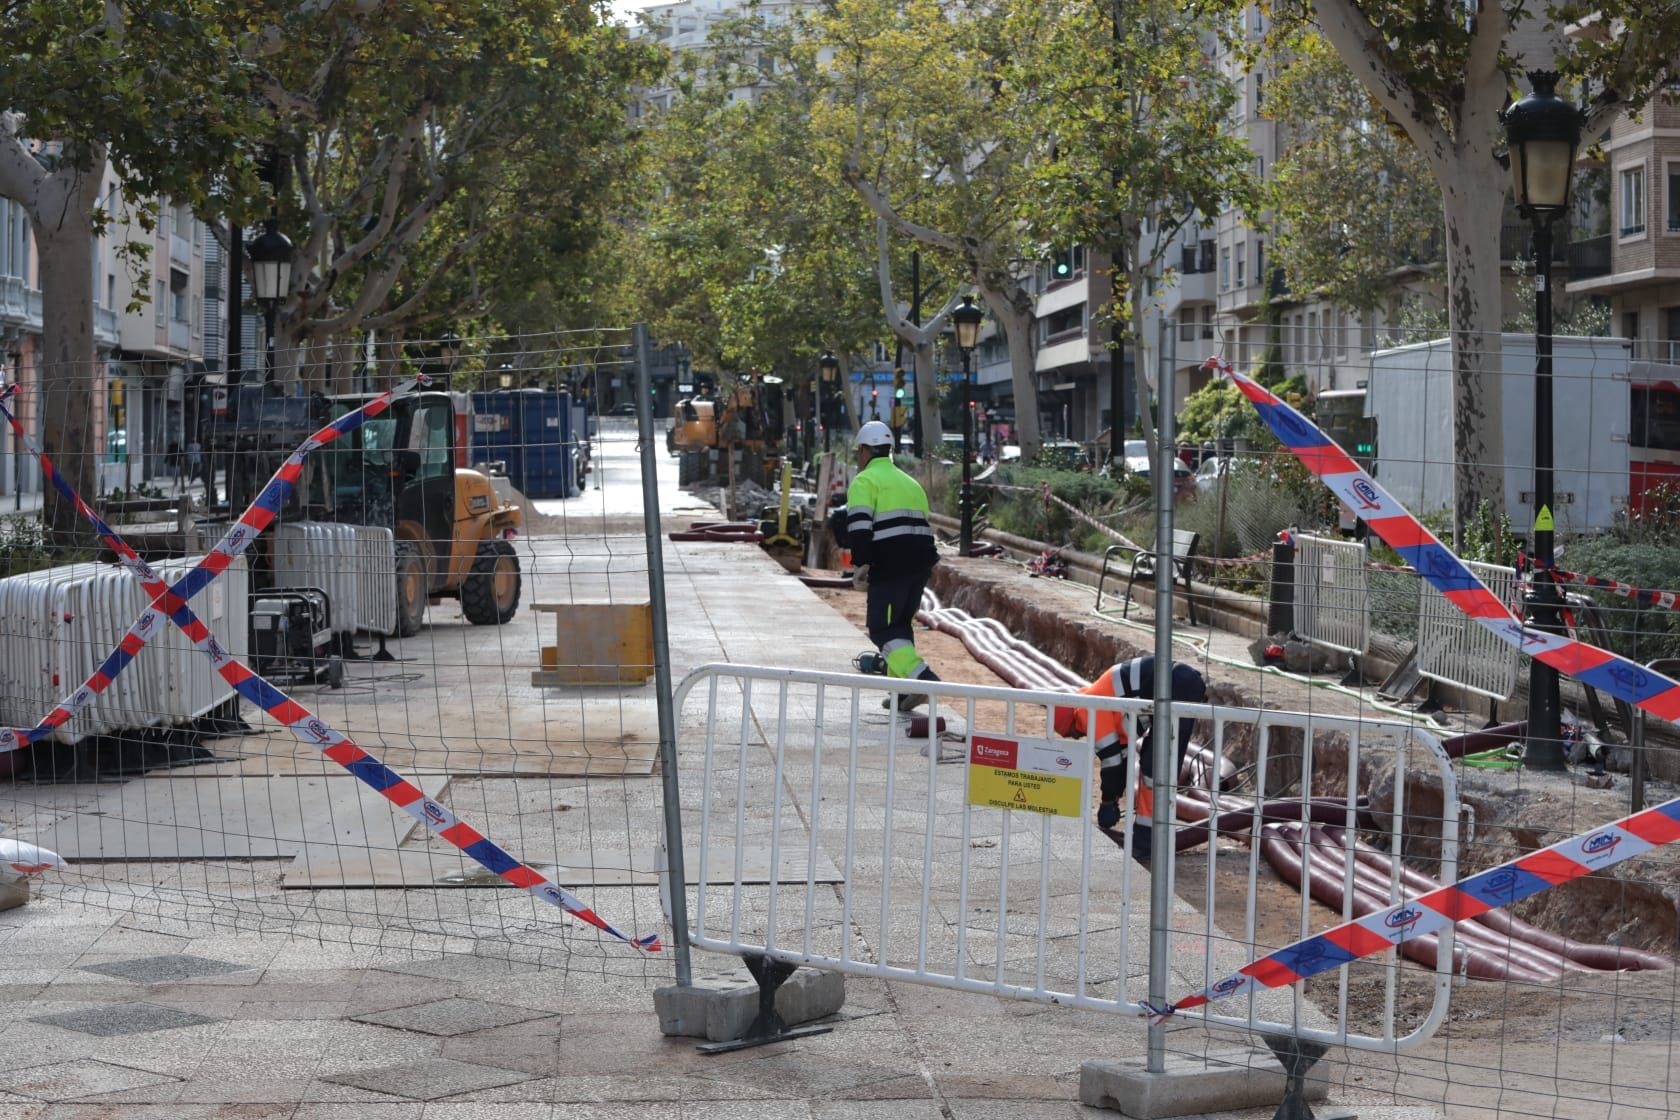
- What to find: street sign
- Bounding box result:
[966,733,1085,818]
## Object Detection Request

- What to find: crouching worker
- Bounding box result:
[847,420,942,711]
[1052,656,1207,867]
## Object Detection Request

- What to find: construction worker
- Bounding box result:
[1052,656,1207,866]
[847,419,941,710]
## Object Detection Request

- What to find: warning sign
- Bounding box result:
[966,733,1085,819]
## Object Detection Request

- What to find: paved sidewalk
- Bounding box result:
[0,426,1640,1118]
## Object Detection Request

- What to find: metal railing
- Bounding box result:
[667,663,1458,1053]
[1292,532,1371,656]
[1416,559,1521,701]
[1568,233,1611,278]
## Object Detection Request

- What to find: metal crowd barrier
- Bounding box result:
[1292,532,1370,656]
[667,664,1458,1054]
[1416,558,1520,701]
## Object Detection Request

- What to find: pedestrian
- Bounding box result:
[846,420,941,712]
[1052,656,1207,867]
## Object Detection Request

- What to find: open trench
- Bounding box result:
[807,556,1680,1036]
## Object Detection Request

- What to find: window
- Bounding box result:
[1235,241,1246,287]
[1255,239,1265,287]
[1219,248,1230,289]
[193,295,202,336]
[170,269,189,322]
[106,275,115,311]
[1232,77,1246,124]
[1625,311,1641,342]
[155,280,165,326]
[1039,302,1085,343]
[1668,163,1680,232]
[1255,72,1264,110]
[1621,164,1646,237]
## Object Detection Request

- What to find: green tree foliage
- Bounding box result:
[1291,0,1680,540]
[0,0,266,542]
[624,7,884,429]
[1263,32,1442,312]
[255,0,658,377]
[1023,0,1257,449]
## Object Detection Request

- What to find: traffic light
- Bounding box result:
[870,386,879,401]
[893,368,906,400]
[1052,248,1073,281]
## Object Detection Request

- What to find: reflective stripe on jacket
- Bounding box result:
[845,456,937,575]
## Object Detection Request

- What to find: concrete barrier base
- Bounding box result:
[654,964,844,1043]
[1080,1047,1333,1118]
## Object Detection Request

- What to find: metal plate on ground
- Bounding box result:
[26,773,451,862]
[170,693,657,779]
[284,844,843,889]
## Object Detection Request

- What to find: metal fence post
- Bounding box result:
[1147,319,1176,1074]
[636,322,693,985]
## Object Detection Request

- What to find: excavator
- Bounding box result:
[209,382,522,639]
[669,375,786,487]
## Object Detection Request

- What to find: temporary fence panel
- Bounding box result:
[0,557,249,742]
[669,663,1459,1054]
[1292,532,1370,656]
[351,525,398,636]
[151,554,251,721]
[272,521,363,635]
[1416,558,1522,701]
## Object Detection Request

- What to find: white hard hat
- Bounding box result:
[856,420,893,449]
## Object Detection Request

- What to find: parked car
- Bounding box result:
[606,402,639,416]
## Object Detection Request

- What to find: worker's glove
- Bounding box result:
[1096,801,1121,830]
[853,565,870,591]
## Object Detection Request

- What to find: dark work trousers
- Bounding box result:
[1105,664,1206,865]
[865,567,935,679]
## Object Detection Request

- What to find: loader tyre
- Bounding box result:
[677,451,693,485]
[462,538,521,626]
[394,542,428,637]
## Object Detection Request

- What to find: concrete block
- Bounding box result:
[654,965,844,1042]
[0,879,28,912]
[1080,1046,1328,1118]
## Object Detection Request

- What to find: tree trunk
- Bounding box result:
[976,283,1041,456]
[912,339,942,455]
[34,205,101,547]
[1440,165,1507,543]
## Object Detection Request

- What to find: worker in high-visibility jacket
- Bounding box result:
[847,420,941,711]
[1052,656,1206,866]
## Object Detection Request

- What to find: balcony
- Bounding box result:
[1500,222,1570,263]
[170,234,192,267]
[167,318,191,353]
[1567,233,1611,279]
[0,276,42,330]
[93,306,119,349]
[1631,338,1680,366]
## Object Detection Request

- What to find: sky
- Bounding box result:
[607,0,658,23]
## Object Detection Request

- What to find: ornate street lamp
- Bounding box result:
[246,219,293,384]
[1502,70,1583,772]
[952,295,985,557]
[819,350,839,453]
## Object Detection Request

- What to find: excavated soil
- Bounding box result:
[814,554,1680,1042]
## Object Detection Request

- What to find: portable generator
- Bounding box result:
[250,587,345,689]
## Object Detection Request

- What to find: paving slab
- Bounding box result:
[29,1002,221,1037]
[77,953,253,984]
[324,1058,535,1101]
[352,996,554,1037]
[0,1059,179,1102]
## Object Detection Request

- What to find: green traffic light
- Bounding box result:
[894,387,905,399]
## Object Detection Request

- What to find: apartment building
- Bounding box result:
[629,0,817,114]
[1566,95,1680,361]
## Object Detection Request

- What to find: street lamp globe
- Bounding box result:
[1501,71,1583,217]
[498,364,514,390]
[246,220,294,304]
[952,295,984,352]
[819,351,839,383]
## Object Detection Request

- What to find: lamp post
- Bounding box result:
[819,351,839,453]
[1502,70,1583,771]
[246,219,293,385]
[952,295,984,557]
